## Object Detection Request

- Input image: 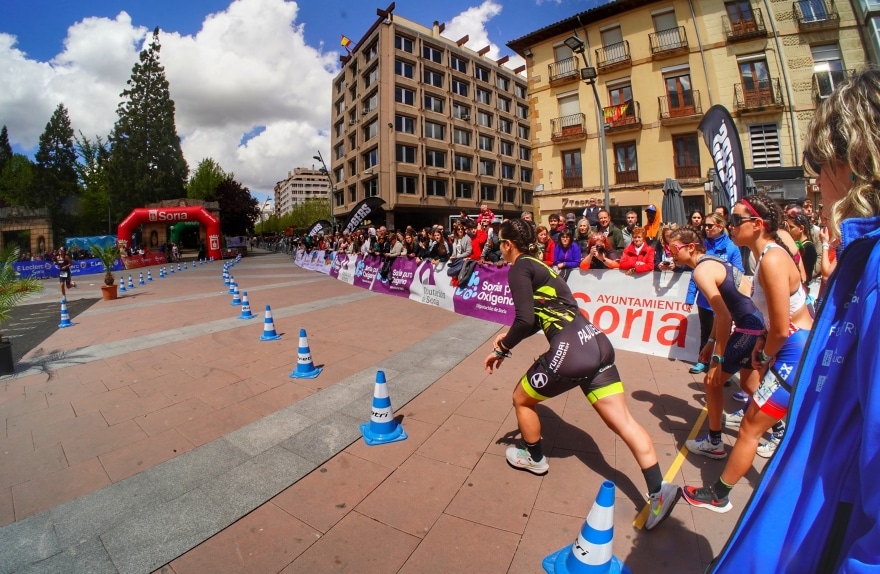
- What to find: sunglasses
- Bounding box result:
[498,237,510,245]
[703,223,719,230]
[727,213,760,227]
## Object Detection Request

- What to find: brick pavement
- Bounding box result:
[0,250,765,573]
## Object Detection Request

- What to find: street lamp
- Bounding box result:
[564,35,610,211]
[312,151,336,229]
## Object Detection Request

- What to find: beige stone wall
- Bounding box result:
[0,207,54,256]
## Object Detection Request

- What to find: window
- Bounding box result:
[476,88,491,105]
[479,159,495,176]
[397,175,417,194]
[334,142,345,160]
[501,163,515,179]
[364,120,378,140]
[395,60,414,79]
[738,58,771,105]
[453,128,472,146]
[365,42,379,62]
[365,66,379,88]
[453,103,471,120]
[451,55,467,73]
[600,26,626,64]
[425,149,447,168]
[480,184,497,202]
[502,186,517,203]
[349,186,357,203]
[664,73,696,116]
[500,140,514,156]
[336,78,346,94]
[424,45,442,63]
[516,103,529,119]
[499,118,513,134]
[456,181,474,199]
[812,44,846,98]
[497,97,511,113]
[335,122,344,137]
[363,147,378,169]
[364,91,378,112]
[799,0,830,22]
[334,167,344,182]
[349,134,356,151]
[614,142,638,184]
[334,190,344,207]
[364,177,379,197]
[335,99,345,114]
[497,75,510,91]
[395,86,415,105]
[521,168,533,183]
[424,69,444,87]
[517,124,530,140]
[522,190,533,204]
[424,94,444,113]
[519,146,531,161]
[477,110,493,128]
[348,159,356,179]
[396,144,416,163]
[426,178,447,196]
[479,135,494,152]
[515,83,527,99]
[455,154,473,172]
[562,150,583,188]
[425,121,446,140]
[452,79,469,97]
[395,35,413,52]
[474,66,490,82]
[672,134,701,178]
[748,123,781,167]
[395,115,415,134]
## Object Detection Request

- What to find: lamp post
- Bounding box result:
[312,151,336,231]
[563,35,610,211]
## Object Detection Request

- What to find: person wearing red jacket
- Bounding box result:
[470,219,489,260]
[619,226,655,274]
[536,225,556,266]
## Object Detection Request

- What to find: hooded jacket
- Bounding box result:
[710,214,880,573]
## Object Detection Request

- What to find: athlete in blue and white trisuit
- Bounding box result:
[483,218,680,531]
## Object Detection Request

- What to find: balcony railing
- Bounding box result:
[674,163,701,179]
[595,40,631,71]
[812,69,854,100]
[562,167,583,189]
[550,113,587,143]
[615,170,639,185]
[734,78,784,112]
[794,0,839,30]
[602,101,642,132]
[658,90,703,121]
[722,8,768,42]
[649,26,689,59]
[549,56,579,85]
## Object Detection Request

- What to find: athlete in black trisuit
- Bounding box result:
[485,218,680,530]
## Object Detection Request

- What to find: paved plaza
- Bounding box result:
[0,249,766,573]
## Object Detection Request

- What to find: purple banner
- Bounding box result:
[372,256,418,298]
[451,263,515,325]
[352,254,382,290]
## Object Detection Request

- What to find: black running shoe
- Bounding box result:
[682,484,732,513]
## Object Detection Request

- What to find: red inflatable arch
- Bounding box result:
[118,206,222,261]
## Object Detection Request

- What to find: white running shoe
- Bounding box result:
[724,409,745,429]
[685,435,727,459]
[756,428,785,458]
[645,481,682,530]
[505,446,549,475]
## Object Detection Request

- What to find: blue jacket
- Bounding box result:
[685,233,744,308]
[553,242,582,269]
[711,215,880,573]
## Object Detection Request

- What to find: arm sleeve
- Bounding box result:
[500,262,537,350]
[685,275,698,305]
[639,245,656,273]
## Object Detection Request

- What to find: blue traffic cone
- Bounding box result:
[147,270,153,282]
[58,298,74,328]
[184,262,188,270]
[138,272,145,285]
[127,274,135,289]
[259,305,282,341]
[228,278,236,295]
[119,276,127,292]
[360,370,407,445]
[230,284,241,306]
[238,291,256,319]
[543,481,631,574]
[223,270,229,285]
[177,262,181,271]
[170,265,175,274]
[289,328,323,379]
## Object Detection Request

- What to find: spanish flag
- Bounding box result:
[340,35,352,52]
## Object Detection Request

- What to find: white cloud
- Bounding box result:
[442,0,525,74]
[0,0,337,198]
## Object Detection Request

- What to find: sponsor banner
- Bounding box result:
[14,257,125,279]
[699,105,746,209]
[121,253,167,270]
[343,197,385,235]
[372,256,418,298]
[353,254,382,290]
[307,220,332,237]
[409,260,456,313]
[451,263,515,325]
[225,236,248,248]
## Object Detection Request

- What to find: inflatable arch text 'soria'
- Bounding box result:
[118,206,222,261]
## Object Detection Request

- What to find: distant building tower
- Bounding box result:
[274,167,332,216]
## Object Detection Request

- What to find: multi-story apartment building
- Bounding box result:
[273,167,332,216]
[852,0,880,62]
[329,7,534,230]
[508,0,867,224]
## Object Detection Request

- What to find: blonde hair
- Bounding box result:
[659,223,679,247]
[705,211,726,230]
[804,68,880,237]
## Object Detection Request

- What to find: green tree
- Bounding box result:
[0,154,37,207]
[35,104,78,234]
[74,133,111,235]
[0,125,12,175]
[214,177,259,236]
[187,158,227,200]
[108,27,188,220]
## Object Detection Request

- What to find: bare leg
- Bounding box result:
[592,392,658,470]
[720,401,778,486]
[706,383,724,430]
[739,368,760,395]
[512,383,542,443]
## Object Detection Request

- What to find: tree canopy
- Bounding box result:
[187,158,228,200]
[34,104,79,234]
[214,177,260,236]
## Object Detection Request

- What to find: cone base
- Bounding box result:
[231,301,242,306]
[238,313,257,320]
[542,549,631,574]
[360,421,408,446]
[260,333,282,341]
[58,322,74,328]
[290,365,323,379]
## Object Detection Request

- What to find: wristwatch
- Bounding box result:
[711,354,724,364]
[758,349,774,364]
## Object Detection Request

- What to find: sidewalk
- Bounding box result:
[0,250,764,573]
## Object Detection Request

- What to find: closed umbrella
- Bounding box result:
[661,178,688,225]
[745,174,758,195]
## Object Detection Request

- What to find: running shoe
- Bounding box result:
[682,484,732,513]
[645,481,682,531]
[685,435,727,459]
[506,446,549,475]
[689,362,707,374]
[732,391,750,402]
[723,409,745,429]
[756,428,785,459]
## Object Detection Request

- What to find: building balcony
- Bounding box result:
[649,26,689,60]
[674,163,701,180]
[794,0,839,31]
[734,78,784,113]
[550,113,588,143]
[658,91,703,125]
[615,170,639,185]
[722,9,768,43]
[548,56,579,86]
[603,101,641,133]
[812,69,854,100]
[562,167,583,189]
[595,41,631,72]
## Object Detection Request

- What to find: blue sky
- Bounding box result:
[1,0,606,203]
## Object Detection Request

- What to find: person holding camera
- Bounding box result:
[580,232,620,270]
